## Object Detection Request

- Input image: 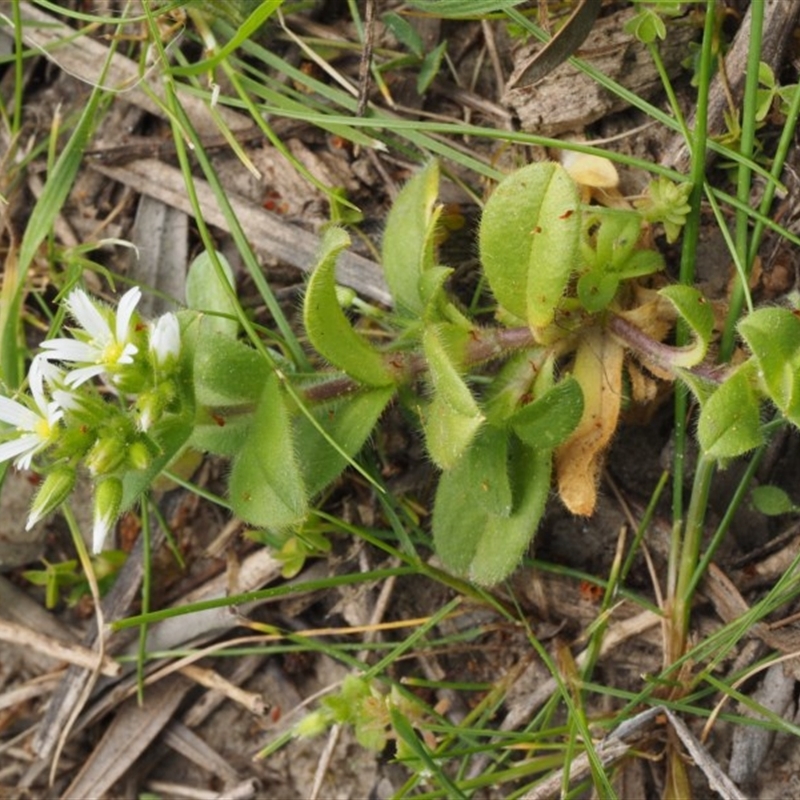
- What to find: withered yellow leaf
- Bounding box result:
[555,328,624,515]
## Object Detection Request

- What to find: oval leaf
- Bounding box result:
[750,485,797,516]
[382,160,440,316]
[228,372,307,528]
[305,227,395,387]
[480,162,580,329]
[577,271,619,313]
[186,251,239,338]
[511,376,584,449]
[698,365,763,459]
[424,393,484,470]
[433,438,551,586]
[193,328,270,406]
[738,307,800,424]
[294,386,394,496]
[423,324,478,416]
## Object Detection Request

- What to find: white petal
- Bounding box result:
[45,403,64,427]
[52,389,80,411]
[15,444,41,471]
[116,287,142,342]
[0,436,38,465]
[33,354,66,386]
[0,396,38,430]
[67,289,111,342]
[26,507,44,531]
[150,313,181,365]
[116,342,138,366]
[65,364,107,387]
[92,511,113,553]
[28,355,51,416]
[41,338,99,364]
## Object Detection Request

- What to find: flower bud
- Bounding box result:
[85,435,126,476]
[92,477,122,553]
[26,466,76,530]
[149,313,181,370]
[127,440,152,471]
[135,384,174,432]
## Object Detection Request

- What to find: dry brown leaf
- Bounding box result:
[555,328,624,515]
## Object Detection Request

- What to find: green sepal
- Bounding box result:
[293,386,394,497]
[121,414,195,511]
[228,372,308,528]
[480,162,580,329]
[433,437,551,585]
[510,376,584,449]
[186,250,240,338]
[659,285,714,367]
[304,227,395,387]
[738,307,800,425]
[697,363,763,459]
[27,466,77,528]
[382,160,441,316]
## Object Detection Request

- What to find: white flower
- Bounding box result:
[149,312,181,368]
[0,355,63,470]
[41,287,141,387]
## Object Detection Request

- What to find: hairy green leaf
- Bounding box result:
[424,393,484,470]
[593,208,642,271]
[659,285,714,367]
[305,227,395,387]
[294,387,394,497]
[228,372,307,528]
[186,250,240,338]
[483,350,549,424]
[382,160,441,316]
[433,438,550,585]
[193,327,270,406]
[190,409,253,456]
[382,12,424,57]
[698,366,763,459]
[577,271,619,313]
[739,307,800,424]
[511,376,584,449]
[480,162,580,329]
[423,324,477,416]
